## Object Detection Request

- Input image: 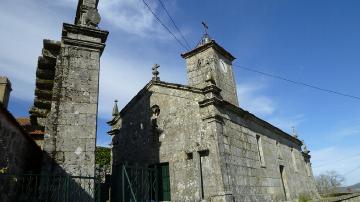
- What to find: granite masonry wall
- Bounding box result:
[112,82,216,201]
[111,81,319,202]
[0,106,42,174]
[217,106,319,201]
[183,42,239,107]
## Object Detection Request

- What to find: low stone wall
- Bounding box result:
[0,105,42,174]
[315,193,360,202]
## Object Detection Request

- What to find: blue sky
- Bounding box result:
[1,0,359,186]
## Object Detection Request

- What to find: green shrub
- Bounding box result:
[298,193,311,202]
[95,146,111,167]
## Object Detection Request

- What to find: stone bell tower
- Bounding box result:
[41,0,108,178]
[181,32,239,106]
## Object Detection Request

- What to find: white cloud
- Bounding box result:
[266,114,304,133]
[331,124,360,140]
[237,82,276,116]
[0,0,67,100]
[312,146,360,186]
[55,0,168,38]
[99,0,166,37]
[237,81,305,133]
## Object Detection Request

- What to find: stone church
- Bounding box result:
[0,0,319,201]
[108,33,319,201]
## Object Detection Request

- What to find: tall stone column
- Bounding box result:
[41,0,108,181]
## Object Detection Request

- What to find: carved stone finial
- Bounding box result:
[112,99,119,117]
[75,0,101,28]
[152,64,160,81]
[302,140,310,154]
[291,126,298,138]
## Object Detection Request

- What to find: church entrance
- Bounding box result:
[114,163,171,201]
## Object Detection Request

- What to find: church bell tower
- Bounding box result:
[181,31,239,106]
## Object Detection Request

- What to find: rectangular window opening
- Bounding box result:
[186,152,193,160]
[256,135,266,167]
[198,149,209,199]
[291,148,298,172]
[280,165,289,200]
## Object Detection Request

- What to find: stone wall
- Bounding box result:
[217,108,319,201]
[0,77,12,108]
[182,41,239,107]
[41,18,108,178]
[0,105,42,174]
[112,81,210,201]
[111,81,319,201]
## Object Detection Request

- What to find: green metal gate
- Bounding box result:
[0,174,101,202]
[117,164,159,202]
[115,163,172,202]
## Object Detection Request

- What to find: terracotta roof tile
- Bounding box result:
[16,117,44,138]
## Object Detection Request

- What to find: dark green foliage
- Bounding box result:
[298,193,311,202]
[95,146,111,167]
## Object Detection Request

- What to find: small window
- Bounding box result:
[291,148,298,172]
[306,162,311,177]
[186,152,193,160]
[256,135,266,167]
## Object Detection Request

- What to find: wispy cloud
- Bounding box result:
[267,114,304,133]
[312,146,360,186]
[237,82,276,116]
[57,0,168,38]
[237,80,304,133]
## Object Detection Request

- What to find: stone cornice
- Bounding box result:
[181,40,236,61]
[106,115,120,126]
[198,97,223,108]
[62,23,108,43]
[117,80,202,117]
[222,101,303,146]
[62,23,108,53]
[107,128,119,136]
[151,80,203,93]
[62,37,106,53]
[202,114,225,124]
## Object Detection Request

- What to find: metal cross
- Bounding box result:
[202,21,208,34]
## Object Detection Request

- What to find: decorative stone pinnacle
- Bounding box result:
[292,126,298,138]
[152,64,160,81]
[75,0,101,28]
[301,140,310,154]
[112,99,119,116]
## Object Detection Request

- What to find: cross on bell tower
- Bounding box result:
[181,22,239,106]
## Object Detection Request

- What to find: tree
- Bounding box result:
[316,170,345,194]
[95,146,111,167]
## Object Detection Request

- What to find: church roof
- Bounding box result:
[181,39,236,61]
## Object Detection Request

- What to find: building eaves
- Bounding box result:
[222,101,303,146]
[118,80,203,117]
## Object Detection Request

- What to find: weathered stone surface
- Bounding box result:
[0,77,12,108]
[110,39,319,201]
[0,105,42,174]
[40,1,108,196]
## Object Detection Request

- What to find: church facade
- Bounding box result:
[108,34,319,201]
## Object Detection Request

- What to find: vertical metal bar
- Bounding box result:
[97,179,101,202]
[122,165,125,202]
[155,165,158,202]
[65,175,69,202]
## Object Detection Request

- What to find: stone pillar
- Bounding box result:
[0,77,12,108]
[41,0,108,181]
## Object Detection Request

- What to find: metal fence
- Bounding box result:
[0,173,101,202]
[116,164,159,202]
